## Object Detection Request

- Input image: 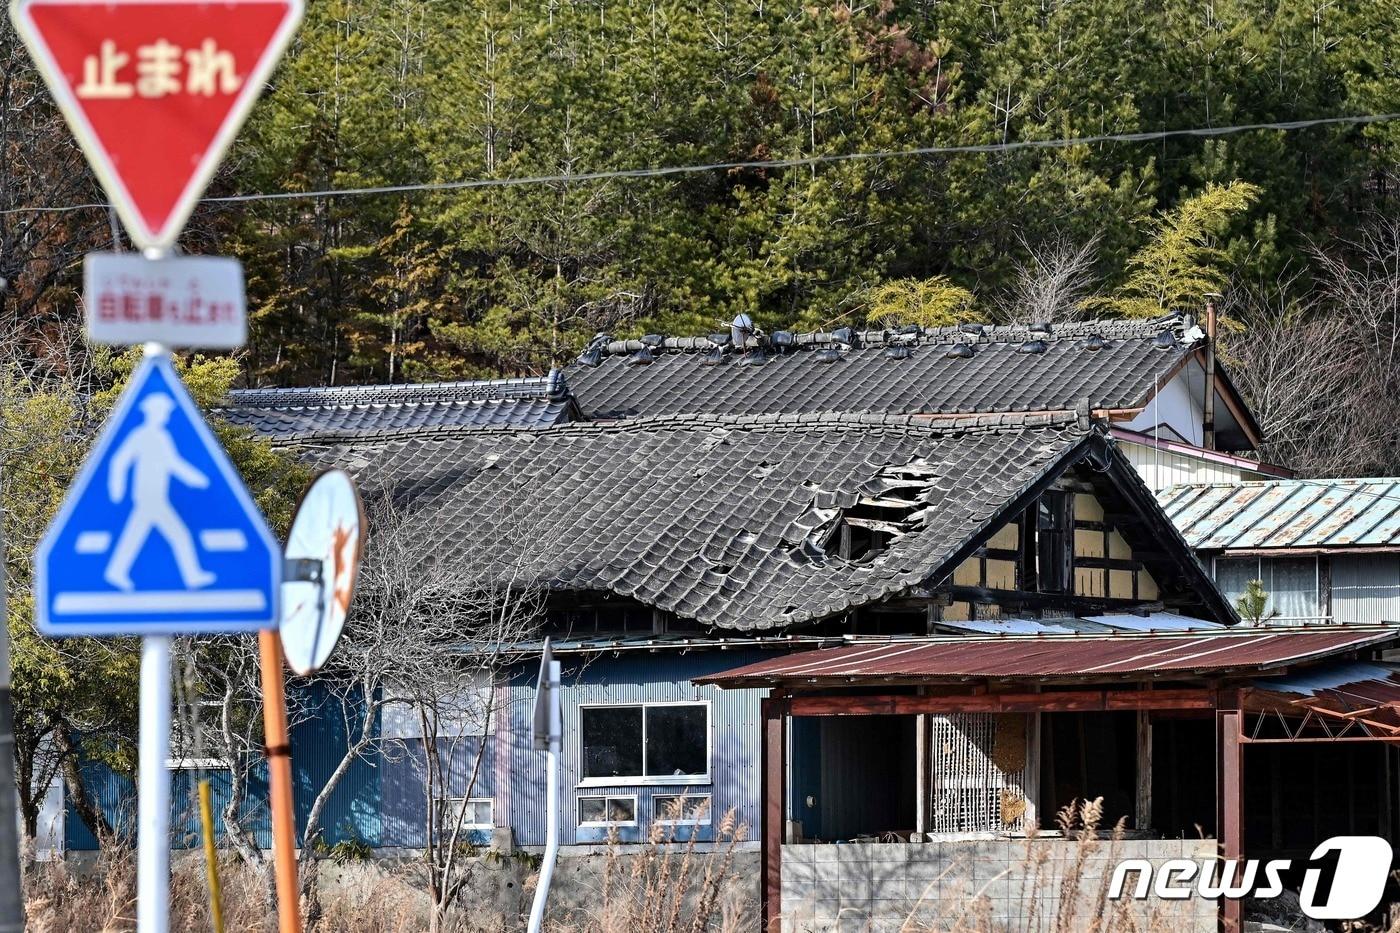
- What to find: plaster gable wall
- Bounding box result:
[942,488,1161,620]
[1123,361,1204,446]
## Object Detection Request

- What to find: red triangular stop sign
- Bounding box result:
[11,0,303,250]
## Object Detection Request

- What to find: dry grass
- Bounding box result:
[547,800,752,933]
[22,803,1400,933]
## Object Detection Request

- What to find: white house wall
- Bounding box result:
[1123,363,1205,446]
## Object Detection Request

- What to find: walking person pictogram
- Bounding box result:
[103,392,216,591]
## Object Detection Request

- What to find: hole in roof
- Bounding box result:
[1017,339,1047,354]
[812,463,934,563]
[944,343,975,359]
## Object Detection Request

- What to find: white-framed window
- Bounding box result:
[578,702,710,786]
[167,700,226,770]
[435,797,494,832]
[381,671,496,739]
[578,794,638,828]
[653,793,711,825]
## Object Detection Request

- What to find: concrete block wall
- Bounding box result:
[780,838,1219,932]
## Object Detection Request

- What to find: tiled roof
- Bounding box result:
[1160,478,1400,552]
[566,317,1197,420]
[302,410,1096,631]
[218,373,573,439]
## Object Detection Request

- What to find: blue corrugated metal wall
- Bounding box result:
[66,685,380,851]
[65,650,774,852]
[503,651,771,847]
[380,736,495,847]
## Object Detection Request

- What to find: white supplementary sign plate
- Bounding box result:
[33,353,281,635]
[84,252,246,348]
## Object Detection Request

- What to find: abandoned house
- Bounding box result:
[1161,477,1400,626]
[49,313,1400,931]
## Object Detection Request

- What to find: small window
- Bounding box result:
[436,797,494,831]
[167,700,226,769]
[578,795,638,827]
[580,703,709,783]
[653,794,711,825]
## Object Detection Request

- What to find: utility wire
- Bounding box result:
[4,110,1400,217]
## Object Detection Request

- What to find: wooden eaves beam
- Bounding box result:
[786,687,1215,716]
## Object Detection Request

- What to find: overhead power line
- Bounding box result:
[4,110,1400,217]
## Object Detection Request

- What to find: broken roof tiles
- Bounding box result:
[218,372,574,439]
[566,316,1196,420]
[302,410,1095,631]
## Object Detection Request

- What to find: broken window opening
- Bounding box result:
[1020,491,1074,594]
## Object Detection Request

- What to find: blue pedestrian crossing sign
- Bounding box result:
[34,353,282,636]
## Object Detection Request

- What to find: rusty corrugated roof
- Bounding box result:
[1159,479,1400,552]
[1251,661,1400,733]
[695,627,1400,687]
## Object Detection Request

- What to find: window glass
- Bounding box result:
[1264,558,1320,621]
[654,794,711,823]
[581,707,644,778]
[579,795,636,824]
[1214,558,1259,604]
[644,706,708,777]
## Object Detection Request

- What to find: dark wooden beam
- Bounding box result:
[760,697,787,933]
[1217,690,1244,933]
[787,688,1215,717]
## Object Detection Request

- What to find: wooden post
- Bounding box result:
[760,697,787,933]
[259,629,303,933]
[1216,691,1243,933]
[915,713,928,839]
[1135,709,1152,831]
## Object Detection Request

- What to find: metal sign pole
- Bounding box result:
[527,657,561,933]
[134,339,173,933]
[259,628,302,933]
[137,633,172,933]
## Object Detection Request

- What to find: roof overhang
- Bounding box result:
[695,625,1400,689]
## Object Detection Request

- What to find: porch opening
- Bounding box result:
[790,715,916,841]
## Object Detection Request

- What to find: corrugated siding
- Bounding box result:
[66,685,381,851]
[1333,555,1400,624]
[379,736,495,847]
[1119,440,1264,492]
[504,651,771,847]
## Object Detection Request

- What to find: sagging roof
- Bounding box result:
[1251,661,1400,734]
[303,410,1101,631]
[1160,478,1400,554]
[302,408,1234,631]
[696,626,1400,687]
[567,316,1202,421]
[218,372,574,439]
